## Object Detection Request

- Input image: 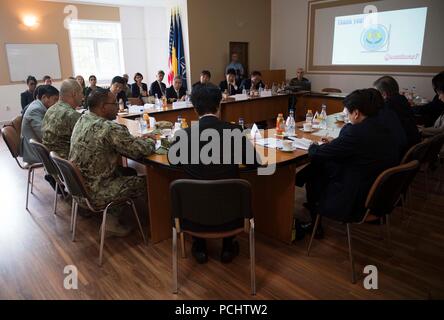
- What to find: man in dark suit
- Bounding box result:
[192,70,211,88]
[21,76,37,112]
[296,89,399,237]
[168,84,261,264]
[166,76,187,103]
[149,70,167,98]
[219,68,241,95]
[412,72,444,127]
[240,71,265,92]
[374,76,421,153]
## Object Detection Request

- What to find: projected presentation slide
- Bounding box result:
[332,7,428,66]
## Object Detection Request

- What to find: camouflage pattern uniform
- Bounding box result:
[42,101,81,159]
[69,112,155,208]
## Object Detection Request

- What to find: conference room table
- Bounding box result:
[121,93,291,124]
[118,113,345,245]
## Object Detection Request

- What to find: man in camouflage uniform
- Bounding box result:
[42,79,83,159]
[70,88,156,236]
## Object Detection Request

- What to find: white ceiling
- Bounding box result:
[42,0,171,8]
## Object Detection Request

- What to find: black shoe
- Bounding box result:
[313,225,324,239]
[221,240,239,264]
[192,240,208,264]
[294,221,307,241]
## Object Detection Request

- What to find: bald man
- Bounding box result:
[289,68,311,92]
[42,79,84,159]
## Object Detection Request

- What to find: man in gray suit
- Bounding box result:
[21,85,59,164]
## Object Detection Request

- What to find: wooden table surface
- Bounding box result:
[118,114,345,244]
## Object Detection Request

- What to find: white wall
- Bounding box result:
[270,0,437,99]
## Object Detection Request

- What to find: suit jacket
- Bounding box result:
[21,99,47,164]
[168,115,261,180]
[149,81,166,98]
[240,79,265,91]
[412,95,444,127]
[376,105,408,159]
[131,83,148,98]
[21,90,35,112]
[219,80,241,95]
[166,86,186,102]
[385,94,421,149]
[308,116,399,222]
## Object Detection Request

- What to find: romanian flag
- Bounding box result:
[168,8,187,89]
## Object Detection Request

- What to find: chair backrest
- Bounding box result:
[1,126,21,159]
[424,133,444,168]
[366,161,420,217]
[322,88,342,93]
[401,140,431,165]
[50,151,89,199]
[170,179,252,228]
[12,116,22,138]
[29,139,61,178]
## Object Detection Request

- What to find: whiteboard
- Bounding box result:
[6,44,62,82]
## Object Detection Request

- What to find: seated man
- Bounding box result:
[149,70,167,98]
[122,74,132,98]
[219,68,241,96]
[166,76,187,103]
[21,85,59,164]
[110,76,127,106]
[412,71,444,127]
[168,84,261,264]
[42,79,83,159]
[43,75,52,86]
[192,70,211,88]
[240,71,265,92]
[421,76,444,137]
[296,89,399,237]
[374,76,421,152]
[289,68,311,91]
[21,76,37,112]
[70,88,156,236]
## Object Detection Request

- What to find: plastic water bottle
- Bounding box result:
[306,109,313,124]
[285,110,296,136]
[320,104,328,129]
[242,89,247,96]
[238,118,245,130]
[155,94,161,109]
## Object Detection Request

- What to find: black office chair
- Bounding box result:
[50,151,146,266]
[29,139,68,215]
[170,179,256,295]
[423,133,444,194]
[307,161,420,284]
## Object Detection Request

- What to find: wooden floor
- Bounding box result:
[1,137,443,300]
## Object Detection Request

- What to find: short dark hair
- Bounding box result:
[35,85,59,100]
[251,71,262,77]
[343,88,383,117]
[111,76,125,85]
[201,70,211,78]
[43,75,51,81]
[158,70,165,76]
[88,87,111,110]
[373,76,400,97]
[432,71,444,93]
[26,76,37,85]
[191,83,222,116]
[89,75,97,81]
[134,72,144,81]
[226,68,237,76]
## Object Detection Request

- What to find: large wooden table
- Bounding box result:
[294,92,346,121]
[118,114,344,244]
[121,94,291,124]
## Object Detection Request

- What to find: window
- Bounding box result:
[68,20,124,82]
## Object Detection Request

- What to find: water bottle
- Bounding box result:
[306,109,313,123]
[238,118,245,130]
[242,88,247,96]
[285,110,296,136]
[320,104,328,129]
[155,94,161,109]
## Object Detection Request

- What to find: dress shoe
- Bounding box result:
[106,215,132,238]
[192,240,208,264]
[221,240,239,264]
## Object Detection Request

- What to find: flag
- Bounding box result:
[168,7,187,90]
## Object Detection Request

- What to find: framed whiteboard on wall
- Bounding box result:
[5,43,62,82]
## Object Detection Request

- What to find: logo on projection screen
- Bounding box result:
[361,25,390,52]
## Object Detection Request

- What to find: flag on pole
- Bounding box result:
[168,7,187,89]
